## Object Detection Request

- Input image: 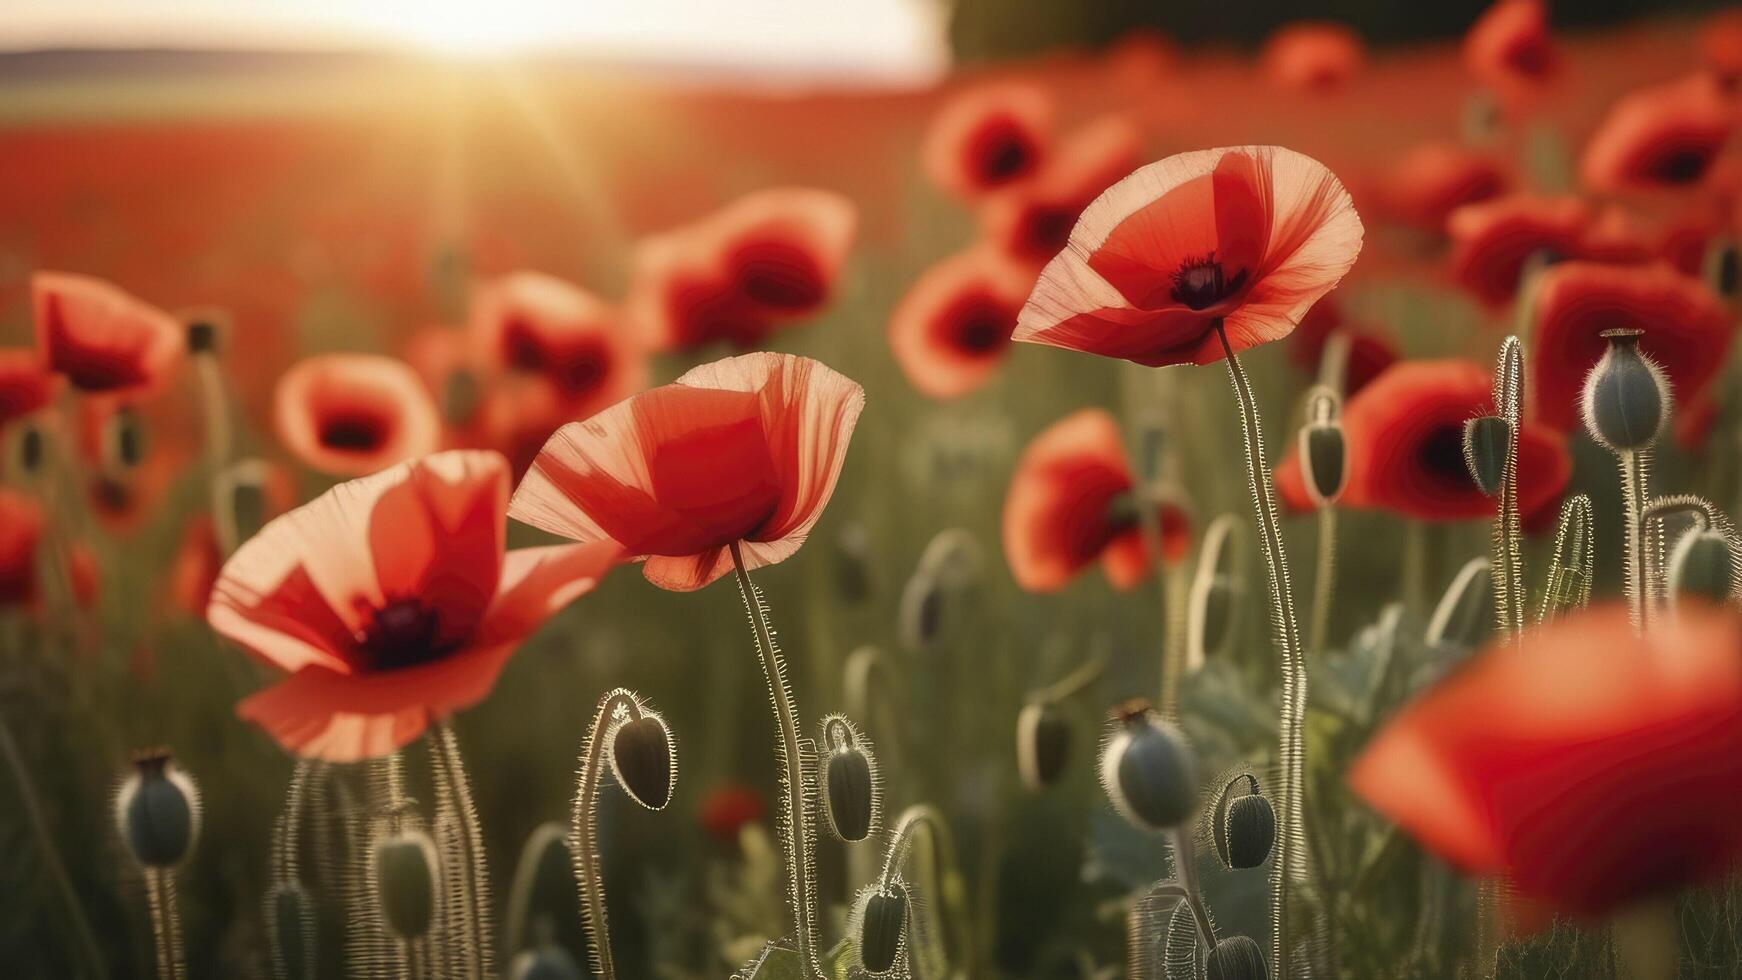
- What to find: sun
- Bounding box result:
[347,0,571,58]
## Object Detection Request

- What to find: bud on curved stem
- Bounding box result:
[1188,515,1243,670]
[1539,495,1596,623]
[875,804,968,979]
[1425,558,1495,653]
[1211,773,1276,871]
[819,714,879,843]
[1016,648,1108,791]
[1300,387,1344,658]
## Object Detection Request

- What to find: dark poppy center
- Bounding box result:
[1647,146,1713,186]
[93,475,133,515]
[737,242,825,311]
[359,598,452,671]
[1024,206,1078,259]
[503,317,548,372]
[1417,425,1475,490]
[951,297,1013,355]
[553,344,610,398]
[1505,38,1552,77]
[976,125,1034,182]
[1171,254,1249,310]
[319,413,388,453]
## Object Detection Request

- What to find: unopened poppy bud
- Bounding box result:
[1426,558,1496,651]
[898,568,945,652]
[1705,235,1739,300]
[10,421,45,475]
[213,458,274,552]
[1670,529,1736,607]
[1212,774,1275,870]
[1206,934,1270,980]
[1100,700,1197,831]
[115,749,201,868]
[373,829,438,940]
[1301,423,1346,506]
[610,706,676,811]
[1462,415,1511,497]
[1581,328,1669,452]
[855,881,909,975]
[507,945,584,980]
[266,881,317,980]
[102,405,147,473]
[821,715,879,842]
[1016,701,1071,791]
[186,319,221,355]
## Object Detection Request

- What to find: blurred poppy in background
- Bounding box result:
[1377,142,1511,237]
[32,271,182,393]
[76,391,190,536]
[1463,0,1559,104]
[0,349,57,428]
[889,247,1031,399]
[1447,194,1590,307]
[470,271,646,418]
[922,81,1054,202]
[1581,74,1735,194]
[274,353,442,477]
[1284,297,1398,396]
[1261,22,1365,93]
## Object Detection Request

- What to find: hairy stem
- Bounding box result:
[193,351,234,472]
[1168,828,1218,952]
[144,866,185,980]
[1491,338,1527,641]
[1617,449,1651,633]
[1538,495,1595,623]
[878,804,965,978]
[1308,507,1337,655]
[430,722,494,979]
[571,690,641,980]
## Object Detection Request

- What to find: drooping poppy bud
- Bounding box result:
[507,945,585,980]
[115,749,201,868]
[1581,328,1669,453]
[373,829,439,940]
[855,880,909,975]
[1706,235,1740,302]
[1100,700,1197,832]
[611,707,676,811]
[1298,387,1346,507]
[1188,515,1242,667]
[9,420,46,477]
[834,520,873,604]
[266,881,317,980]
[1462,415,1511,497]
[1670,529,1736,607]
[1426,558,1496,652]
[1016,700,1071,791]
[821,714,879,843]
[1211,774,1276,870]
[1206,934,1270,980]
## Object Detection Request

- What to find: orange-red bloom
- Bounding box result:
[274,354,442,477]
[1003,409,1189,593]
[1351,604,1742,921]
[1463,0,1559,99]
[0,490,44,607]
[700,783,766,843]
[1702,9,1742,86]
[0,349,57,429]
[1528,261,1733,431]
[510,352,864,592]
[889,248,1031,399]
[980,115,1143,271]
[1015,146,1363,367]
[209,450,619,761]
[1377,142,1510,236]
[1581,75,1735,194]
[32,272,182,393]
[1285,297,1398,397]
[1261,22,1365,93]
[922,81,1054,202]
[470,271,646,418]
[1447,194,1590,307]
[1275,360,1569,522]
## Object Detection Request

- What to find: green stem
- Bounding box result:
[144,866,185,980]
[1308,506,1337,655]
[430,722,494,979]
[571,690,642,980]
[1617,450,1650,634]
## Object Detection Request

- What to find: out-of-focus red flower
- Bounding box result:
[171,516,223,616]
[1015,145,1363,367]
[1284,297,1398,397]
[1463,0,1559,100]
[1676,390,1720,454]
[1701,9,1742,86]
[274,354,442,477]
[1581,75,1735,195]
[1377,142,1510,236]
[980,114,1143,271]
[629,189,857,352]
[1350,604,1742,923]
[889,248,1031,399]
[76,390,192,536]
[1653,205,1732,277]
[32,272,182,393]
[1447,194,1590,307]
[209,450,620,761]
[0,490,44,607]
[1275,360,1569,522]
[1528,261,1732,431]
[403,326,492,449]
[922,81,1054,202]
[470,271,646,417]
[1261,22,1365,93]
[699,783,766,843]
[511,353,864,592]
[1578,206,1656,265]
[1003,409,1189,593]
[0,349,58,428]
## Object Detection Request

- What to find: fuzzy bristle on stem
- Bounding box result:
[430,722,495,978]
[569,688,647,980]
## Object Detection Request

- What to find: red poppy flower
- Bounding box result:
[403,326,491,449]
[979,114,1143,271]
[208,450,620,761]
[0,349,58,428]
[510,352,864,592]
[889,248,1031,399]
[1577,206,1655,266]
[1003,409,1189,593]
[171,516,223,616]
[1581,75,1735,195]
[1701,10,1742,86]
[1260,22,1365,93]
[0,490,43,607]
[1275,360,1570,521]
[1284,298,1399,397]
[1350,604,1742,921]
[1447,194,1590,307]
[1014,146,1363,367]
[32,272,182,393]
[1377,142,1510,236]
[470,271,647,419]
[922,81,1054,202]
[1528,261,1732,432]
[1463,0,1559,99]
[700,783,766,843]
[274,354,442,477]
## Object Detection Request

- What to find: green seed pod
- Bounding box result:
[1100,700,1197,832]
[610,709,676,811]
[820,715,879,842]
[507,945,584,980]
[266,882,317,980]
[1581,328,1669,452]
[1211,774,1275,870]
[374,830,438,940]
[1206,934,1270,980]
[1016,701,1071,791]
[213,457,276,554]
[1301,423,1347,506]
[1670,529,1736,607]
[856,881,909,975]
[115,750,201,868]
[1425,558,1496,652]
[1462,415,1511,497]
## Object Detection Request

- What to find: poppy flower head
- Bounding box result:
[0,349,58,429]
[1447,194,1589,307]
[700,783,766,843]
[922,81,1055,202]
[1528,261,1732,432]
[32,272,182,393]
[1284,298,1399,397]
[1464,0,1560,99]
[1581,75,1736,194]
[1378,142,1511,236]
[274,354,442,477]
[1350,604,1742,921]
[510,352,865,592]
[1701,9,1742,87]
[1016,145,1364,368]
[1003,409,1190,593]
[889,248,1032,399]
[980,114,1144,270]
[470,271,645,416]
[1261,22,1365,94]
[208,450,620,761]
[0,489,44,607]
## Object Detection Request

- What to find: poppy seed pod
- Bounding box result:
[373,829,439,940]
[507,945,585,980]
[1462,415,1511,497]
[212,458,275,553]
[1426,558,1496,651]
[1099,700,1198,831]
[1212,775,1276,870]
[1300,423,1347,506]
[610,709,676,811]
[821,715,879,842]
[266,881,317,980]
[101,405,147,474]
[185,318,221,356]
[1206,934,1270,980]
[1669,529,1736,607]
[1707,236,1740,301]
[115,750,201,868]
[1581,328,1670,452]
[856,881,909,975]
[1016,700,1071,791]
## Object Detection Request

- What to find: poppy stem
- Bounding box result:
[729,541,823,979]
[1538,495,1595,623]
[876,804,965,978]
[428,721,495,979]
[143,866,185,980]
[271,761,312,887]
[1308,506,1337,655]
[1168,828,1219,953]
[1617,449,1653,633]
[1212,321,1309,979]
[570,689,642,980]
[1491,338,1528,641]
[192,350,234,472]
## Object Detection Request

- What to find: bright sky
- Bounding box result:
[0,0,949,80]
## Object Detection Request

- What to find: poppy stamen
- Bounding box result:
[359,599,450,671]
[1170,253,1249,310]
